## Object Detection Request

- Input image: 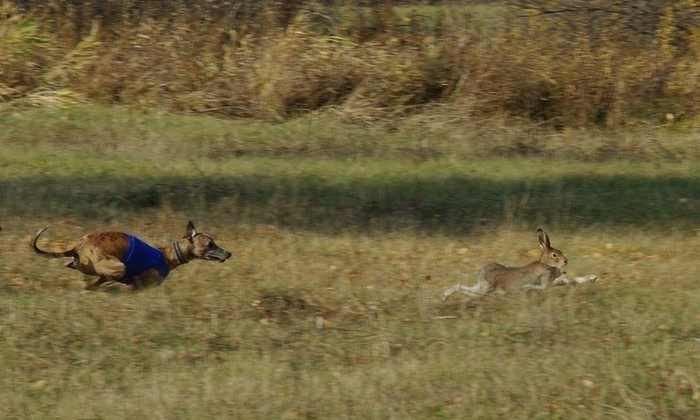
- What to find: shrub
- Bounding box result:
[1,0,698,127]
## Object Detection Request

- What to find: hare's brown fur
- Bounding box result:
[441,229,596,301]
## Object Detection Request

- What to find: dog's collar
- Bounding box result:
[173,241,189,265]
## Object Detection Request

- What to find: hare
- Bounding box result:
[441,229,596,301]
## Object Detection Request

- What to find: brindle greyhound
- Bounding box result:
[30,221,231,291]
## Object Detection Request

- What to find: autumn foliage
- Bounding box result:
[1,0,698,127]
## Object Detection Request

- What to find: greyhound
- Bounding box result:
[30,221,231,291]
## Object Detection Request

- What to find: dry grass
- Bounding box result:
[0,4,698,418]
[2,220,699,418]
[1,1,699,127]
[0,106,698,418]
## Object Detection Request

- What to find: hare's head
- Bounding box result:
[537,229,568,269]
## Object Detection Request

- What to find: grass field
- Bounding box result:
[1,106,699,419]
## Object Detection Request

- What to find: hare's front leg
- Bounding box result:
[552,274,597,286]
[551,274,572,286]
[521,283,547,291]
[574,274,597,284]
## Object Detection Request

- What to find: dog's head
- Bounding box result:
[185,221,232,262]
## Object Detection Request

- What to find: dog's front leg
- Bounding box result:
[132,269,165,290]
[85,276,113,291]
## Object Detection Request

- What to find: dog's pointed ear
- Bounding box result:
[187,221,197,241]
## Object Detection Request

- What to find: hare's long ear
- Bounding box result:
[537,229,551,251]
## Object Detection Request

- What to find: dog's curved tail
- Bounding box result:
[30,226,77,259]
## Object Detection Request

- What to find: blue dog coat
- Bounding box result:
[121,234,169,284]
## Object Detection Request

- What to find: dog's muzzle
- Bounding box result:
[207,248,232,262]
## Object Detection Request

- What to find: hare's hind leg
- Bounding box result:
[441,283,483,301]
[441,270,492,301]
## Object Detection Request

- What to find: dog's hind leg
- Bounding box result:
[92,254,126,277]
[83,254,126,291]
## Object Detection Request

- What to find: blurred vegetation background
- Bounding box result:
[2,2,699,419]
[1,0,699,127]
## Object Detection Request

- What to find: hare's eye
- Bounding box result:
[552,252,558,258]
